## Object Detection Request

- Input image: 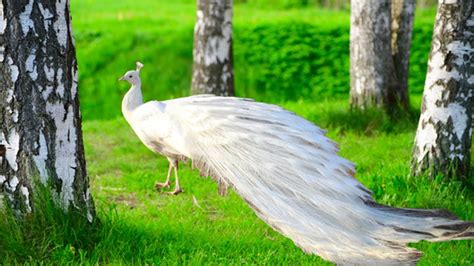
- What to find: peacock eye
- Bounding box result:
[129,75,132,78]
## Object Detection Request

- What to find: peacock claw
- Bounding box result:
[167,188,183,195]
[155,181,170,190]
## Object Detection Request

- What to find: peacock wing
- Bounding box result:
[163,95,472,264]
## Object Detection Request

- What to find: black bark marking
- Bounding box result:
[0,145,5,158]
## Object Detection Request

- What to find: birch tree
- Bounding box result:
[350,0,398,110]
[412,0,473,179]
[0,0,95,220]
[350,0,415,112]
[191,0,234,96]
[391,0,415,109]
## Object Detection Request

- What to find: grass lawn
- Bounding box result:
[1,0,472,265]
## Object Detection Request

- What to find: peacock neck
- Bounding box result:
[122,83,143,119]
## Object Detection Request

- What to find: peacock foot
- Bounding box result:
[167,188,183,195]
[155,181,170,190]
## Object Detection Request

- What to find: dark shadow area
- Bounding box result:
[309,106,421,136]
[0,182,101,262]
[0,185,324,264]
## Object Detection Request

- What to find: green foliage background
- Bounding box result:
[73,1,436,120]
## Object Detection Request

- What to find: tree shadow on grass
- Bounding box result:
[0,193,327,265]
[79,215,328,265]
[312,106,421,136]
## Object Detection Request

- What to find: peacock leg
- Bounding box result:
[168,161,183,195]
[155,162,172,190]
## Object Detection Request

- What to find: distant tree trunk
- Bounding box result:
[391,0,415,110]
[191,0,234,96]
[0,0,95,220]
[418,0,437,9]
[418,0,427,9]
[350,0,400,112]
[412,0,473,179]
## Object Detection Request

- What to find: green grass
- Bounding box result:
[1,1,472,265]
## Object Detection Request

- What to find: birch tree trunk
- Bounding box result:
[191,0,234,96]
[412,0,473,179]
[0,0,95,220]
[350,0,400,111]
[391,0,415,109]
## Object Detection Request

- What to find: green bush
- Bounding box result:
[409,23,433,94]
[235,22,350,102]
[235,21,433,102]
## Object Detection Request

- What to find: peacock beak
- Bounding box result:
[118,76,125,81]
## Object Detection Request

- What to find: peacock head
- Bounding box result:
[119,61,144,86]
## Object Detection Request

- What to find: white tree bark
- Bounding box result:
[0,0,95,220]
[391,0,415,109]
[191,0,234,96]
[350,0,400,111]
[412,0,473,179]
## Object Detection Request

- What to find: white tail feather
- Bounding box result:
[142,95,473,264]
